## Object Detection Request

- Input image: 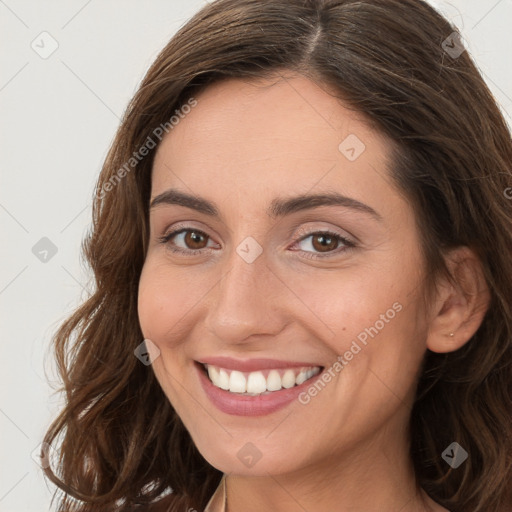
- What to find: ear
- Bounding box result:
[426,246,491,354]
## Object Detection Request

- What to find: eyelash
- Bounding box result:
[158,224,356,260]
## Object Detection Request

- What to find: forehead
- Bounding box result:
[150,73,399,220]
[155,73,383,157]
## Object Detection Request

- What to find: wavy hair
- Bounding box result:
[42,0,512,510]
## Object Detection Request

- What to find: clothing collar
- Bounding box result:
[204,474,227,512]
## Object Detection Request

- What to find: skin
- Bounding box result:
[137,72,489,512]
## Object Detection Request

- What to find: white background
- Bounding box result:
[1,1,511,510]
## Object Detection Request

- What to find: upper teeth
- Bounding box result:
[205,365,321,395]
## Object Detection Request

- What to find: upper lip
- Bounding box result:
[197,356,324,372]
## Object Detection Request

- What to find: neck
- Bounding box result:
[225,420,443,512]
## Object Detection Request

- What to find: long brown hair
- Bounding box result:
[42,0,512,510]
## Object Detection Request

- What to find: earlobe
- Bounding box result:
[426,247,491,354]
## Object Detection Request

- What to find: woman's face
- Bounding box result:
[138,73,432,477]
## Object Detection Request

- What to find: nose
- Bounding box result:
[204,247,287,345]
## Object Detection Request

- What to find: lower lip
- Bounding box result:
[195,362,323,417]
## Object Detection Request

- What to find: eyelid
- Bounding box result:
[159,222,218,249]
[158,222,356,258]
[288,227,355,257]
[160,221,216,240]
[159,223,353,244]
[291,223,355,244]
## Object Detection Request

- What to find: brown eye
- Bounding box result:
[183,230,209,249]
[293,230,355,260]
[311,233,339,253]
[160,228,215,255]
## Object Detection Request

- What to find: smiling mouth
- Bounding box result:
[200,363,323,396]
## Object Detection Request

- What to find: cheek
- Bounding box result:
[286,259,426,387]
[137,260,194,343]
[137,261,197,409]
[281,262,405,342]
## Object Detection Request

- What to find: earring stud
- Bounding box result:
[448,332,454,337]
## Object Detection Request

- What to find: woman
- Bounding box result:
[42,0,512,511]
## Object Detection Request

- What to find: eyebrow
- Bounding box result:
[150,188,382,220]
